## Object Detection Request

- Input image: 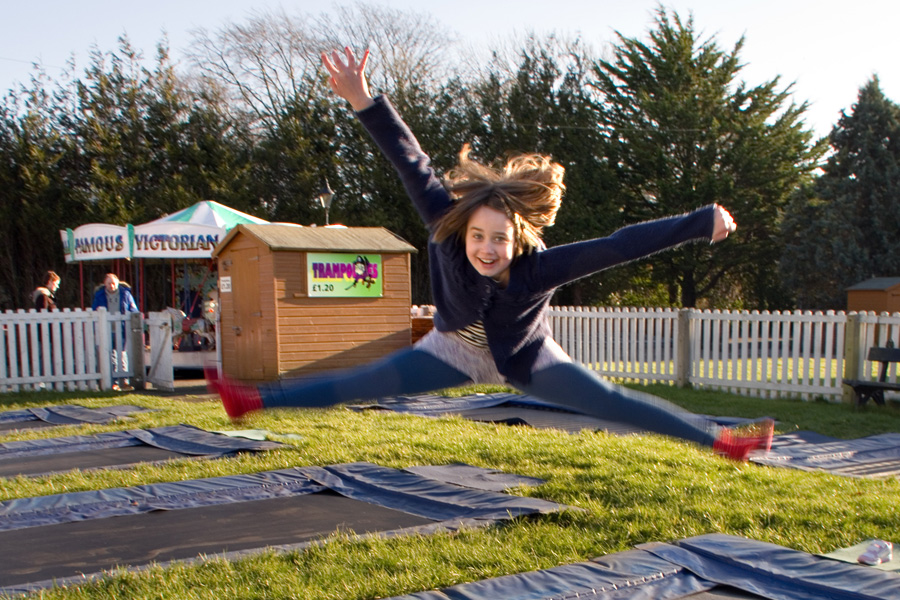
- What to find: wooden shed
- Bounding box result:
[212,224,417,382]
[846,277,900,313]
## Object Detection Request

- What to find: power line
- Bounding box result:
[0,56,66,70]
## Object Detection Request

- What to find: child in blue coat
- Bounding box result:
[207,48,772,461]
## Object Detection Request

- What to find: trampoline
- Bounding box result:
[0,424,284,478]
[352,393,754,436]
[357,394,900,480]
[0,404,154,432]
[384,533,900,600]
[0,461,570,595]
[752,430,900,478]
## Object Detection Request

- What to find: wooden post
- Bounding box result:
[130,312,146,390]
[676,308,692,387]
[842,312,862,403]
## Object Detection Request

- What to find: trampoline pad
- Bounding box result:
[0,462,571,595]
[685,590,763,599]
[0,424,284,478]
[0,404,154,432]
[0,419,58,432]
[352,393,753,436]
[753,431,900,478]
[0,491,432,590]
[386,534,900,600]
[0,445,185,478]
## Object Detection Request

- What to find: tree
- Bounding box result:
[591,8,823,308]
[0,71,83,309]
[781,77,900,308]
[455,36,618,305]
[187,2,454,257]
[779,185,869,309]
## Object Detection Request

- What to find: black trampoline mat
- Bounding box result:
[688,588,763,599]
[0,445,187,478]
[0,420,58,432]
[0,491,435,589]
[459,406,645,435]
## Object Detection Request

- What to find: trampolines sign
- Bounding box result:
[307,253,383,298]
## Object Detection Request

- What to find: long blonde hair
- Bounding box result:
[432,145,565,255]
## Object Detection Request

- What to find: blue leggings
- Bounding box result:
[259,348,717,446]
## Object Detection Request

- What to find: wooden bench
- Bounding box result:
[843,345,900,407]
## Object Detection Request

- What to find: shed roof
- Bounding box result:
[846,277,900,291]
[213,224,417,257]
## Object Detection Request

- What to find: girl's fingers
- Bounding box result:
[320,52,337,75]
[358,49,369,72]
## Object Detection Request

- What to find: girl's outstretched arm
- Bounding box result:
[321,47,375,112]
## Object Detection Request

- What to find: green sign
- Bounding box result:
[307,253,383,298]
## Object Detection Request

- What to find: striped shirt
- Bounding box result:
[456,320,489,349]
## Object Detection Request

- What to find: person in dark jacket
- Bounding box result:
[92,273,139,391]
[33,271,60,311]
[207,47,772,461]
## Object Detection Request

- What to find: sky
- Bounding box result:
[2,0,898,139]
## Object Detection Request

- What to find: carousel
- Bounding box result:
[59,201,269,368]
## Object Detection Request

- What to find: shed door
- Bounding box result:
[231,247,265,380]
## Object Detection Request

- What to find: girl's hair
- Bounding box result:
[432,145,565,255]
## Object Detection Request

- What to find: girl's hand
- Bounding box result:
[321,47,374,112]
[712,205,737,242]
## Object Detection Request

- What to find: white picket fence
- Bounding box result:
[6,305,900,400]
[0,308,144,392]
[548,306,900,401]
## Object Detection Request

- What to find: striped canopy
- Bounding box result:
[150,201,268,229]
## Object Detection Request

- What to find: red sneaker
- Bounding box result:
[204,364,220,394]
[712,418,774,461]
[205,366,263,420]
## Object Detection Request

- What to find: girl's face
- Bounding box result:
[465,205,516,286]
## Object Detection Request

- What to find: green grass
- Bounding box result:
[596,357,853,387]
[2,385,900,599]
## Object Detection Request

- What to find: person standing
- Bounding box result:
[32,271,61,311]
[32,270,62,380]
[92,273,139,391]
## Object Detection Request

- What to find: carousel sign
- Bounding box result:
[61,224,131,262]
[132,223,224,259]
[60,201,269,262]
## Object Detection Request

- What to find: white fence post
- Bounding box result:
[96,308,111,390]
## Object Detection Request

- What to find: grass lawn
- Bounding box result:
[1,384,899,599]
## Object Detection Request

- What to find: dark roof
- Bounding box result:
[846,277,900,291]
[213,224,417,257]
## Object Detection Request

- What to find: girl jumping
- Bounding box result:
[207,47,772,461]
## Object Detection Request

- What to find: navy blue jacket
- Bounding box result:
[357,96,716,385]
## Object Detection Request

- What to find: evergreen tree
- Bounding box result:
[781,77,900,308]
[592,8,823,308]
[779,185,868,309]
[460,37,618,305]
[0,74,82,308]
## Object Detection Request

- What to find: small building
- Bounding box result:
[212,224,417,382]
[846,277,900,314]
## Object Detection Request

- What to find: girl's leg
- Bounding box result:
[520,362,718,446]
[259,347,471,409]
